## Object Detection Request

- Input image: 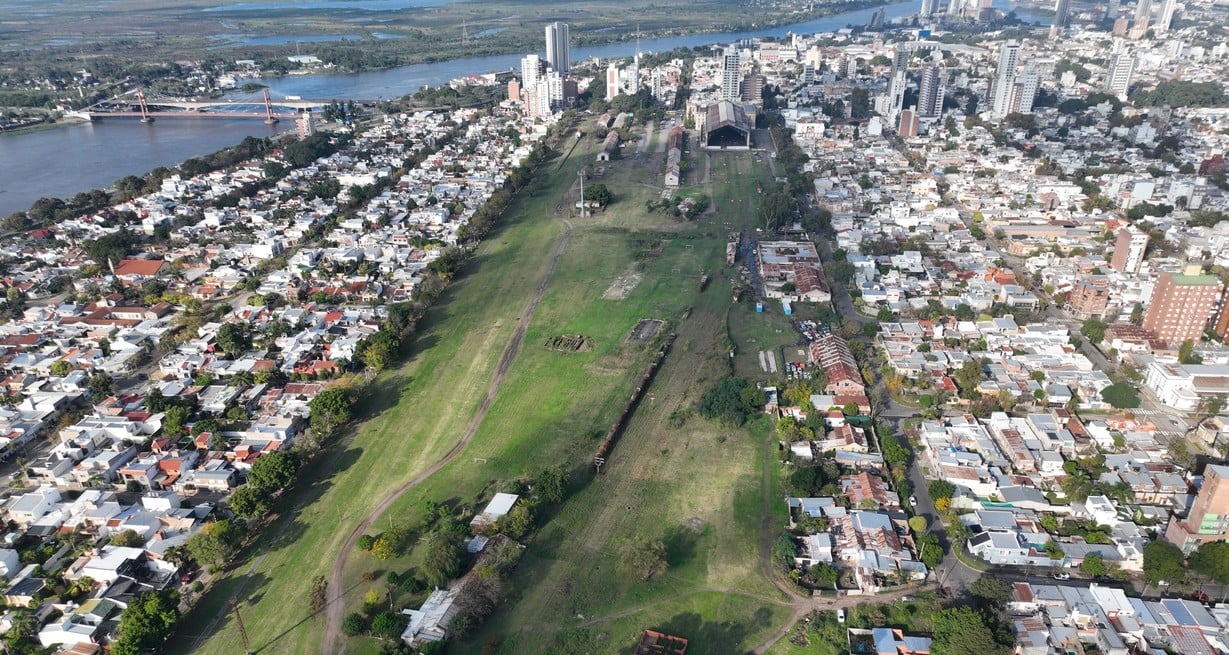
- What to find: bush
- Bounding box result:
[697,377,762,426]
[1100,383,1139,409]
[371,531,405,560]
[357,534,376,552]
[342,612,367,637]
[371,610,408,639]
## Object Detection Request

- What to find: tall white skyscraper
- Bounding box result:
[721,47,741,100]
[1050,0,1071,37]
[947,0,964,17]
[917,65,945,119]
[990,41,1020,120]
[521,54,542,89]
[605,63,620,101]
[920,0,935,18]
[883,46,910,127]
[1104,50,1136,96]
[545,22,570,73]
[1013,67,1040,114]
[1156,0,1177,32]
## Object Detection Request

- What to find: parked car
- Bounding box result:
[1052,572,1070,580]
[908,495,918,507]
[836,609,846,624]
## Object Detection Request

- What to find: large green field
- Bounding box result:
[174,119,794,655]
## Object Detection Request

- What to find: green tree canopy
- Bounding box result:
[422,529,465,587]
[1189,541,1229,585]
[247,450,300,493]
[697,377,762,426]
[310,387,352,437]
[1100,383,1140,409]
[187,519,246,569]
[932,607,1010,655]
[1142,540,1185,585]
[111,590,180,655]
[215,322,251,358]
[1080,553,1109,578]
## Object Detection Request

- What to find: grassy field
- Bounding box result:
[174,117,796,655]
[173,125,602,655]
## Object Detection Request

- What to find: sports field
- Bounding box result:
[174,117,790,655]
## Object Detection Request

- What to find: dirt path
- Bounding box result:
[321,214,576,655]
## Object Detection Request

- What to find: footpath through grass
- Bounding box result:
[174,129,598,655]
[446,148,792,655]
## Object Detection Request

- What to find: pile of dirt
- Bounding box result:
[544,334,593,352]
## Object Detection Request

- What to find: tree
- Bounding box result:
[422,529,465,587]
[371,611,408,639]
[1080,553,1109,578]
[342,612,367,637]
[357,534,376,551]
[928,479,955,502]
[1179,339,1203,365]
[216,322,251,358]
[954,359,983,399]
[1189,541,1229,584]
[187,519,246,569]
[228,486,269,518]
[932,607,1010,655]
[917,533,943,568]
[969,576,1012,610]
[697,377,761,427]
[247,451,300,493]
[759,191,798,230]
[1080,318,1107,344]
[500,504,534,540]
[810,562,839,588]
[954,304,975,321]
[111,590,179,655]
[619,536,667,580]
[89,372,115,397]
[111,529,145,547]
[908,516,928,534]
[1100,383,1140,409]
[582,183,613,207]
[534,466,568,503]
[310,387,352,437]
[371,531,405,561]
[361,330,400,371]
[162,405,191,437]
[1142,540,1185,585]
[50,360,73,377]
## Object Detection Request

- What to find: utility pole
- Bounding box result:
[231,599,253,655]
[577,170,585,218]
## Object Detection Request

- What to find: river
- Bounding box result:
[0,0,1045,216]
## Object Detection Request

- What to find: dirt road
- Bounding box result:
[320,215,575,654]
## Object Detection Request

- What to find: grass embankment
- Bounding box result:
[174,128,598,655]
[446,149,793,655]
[178,121,789,655]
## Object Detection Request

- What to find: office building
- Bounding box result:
[898,109,919,137]
[917,65,945,119]
[990,41,1020,120]
[1166,464,1229,553]
[1142,272,1224,345]
[1156,0,1177,32]
[296,110,315,140]
[920,0,935,17]
[1110,225,1148,274]
[1131,0,1151,37]
[606,63,620,101]
[520,54,543,89]
[881,45,910,127]
[545,22,570,73]
[1104,51,1136,97]
[1051,0,1072,37]
[1010,67,1040,115]
[721,47,742,100]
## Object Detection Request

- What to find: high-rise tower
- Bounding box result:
[545,22,570,73]
[917,65,945,119]
[721,47,741,100]
[990,41,1020,120]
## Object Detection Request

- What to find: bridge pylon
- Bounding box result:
[135,89,154,123]
[263,88,280,125]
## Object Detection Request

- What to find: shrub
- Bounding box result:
[356,534,376,551]
[342,612,366,637]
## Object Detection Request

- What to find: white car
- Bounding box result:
[836,609,846,623]
[1052,572,1070,580]
[909,495,918,507]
